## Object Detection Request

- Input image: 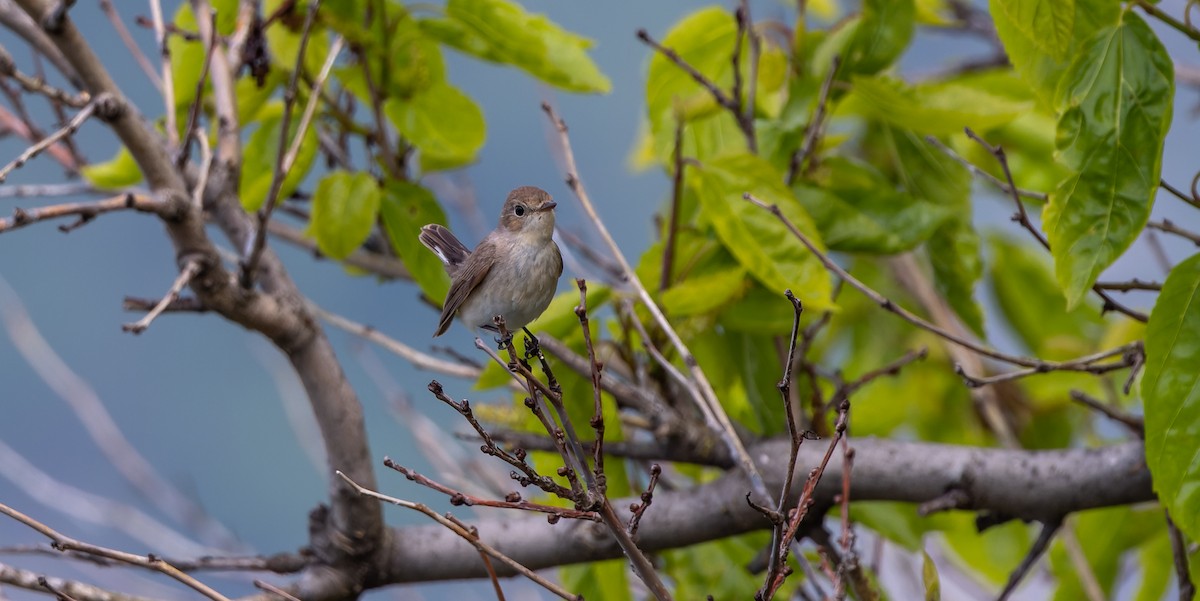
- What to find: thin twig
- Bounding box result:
[98,0,161,90]
[0,193,162,233]
[148,0,177,150]
[0,502,231,601]
[383,459,600,522]
[575,279,606,481]
[626,464,661,537]
[543,102,774,506]
[122,259,203,334]
[252,580,301,601]
[788,55,840,185]
[744,193,1126,371]
[765,289,807,591]
[336,471,584,601]
[1161,178,1200,210]
[1167,510,1197,601]
[998,520,1063,601]
[0,95,101,183]
[313,305,482,380]
[1094,279,1162,292]
[1069,390,1144,436]
[0,58,89,107]
[1148,218,1200,246]
[923,135,1048,201]
[660,117,685,291]
[175,9,218,168]
[635,29,736,110]
[241,0,322,286]
[964,128,1148,322]
[955,342,1142,388]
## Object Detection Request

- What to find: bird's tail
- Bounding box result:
[419,224,471,275]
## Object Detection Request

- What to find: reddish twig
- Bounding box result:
[627,464,661,537]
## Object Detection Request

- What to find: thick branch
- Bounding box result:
[375,438,1152,584]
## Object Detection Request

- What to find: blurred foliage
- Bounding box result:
[84,0,1199,597]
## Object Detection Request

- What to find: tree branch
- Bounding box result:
[372,438,1152,584]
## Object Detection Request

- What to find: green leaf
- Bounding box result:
[797,157,953,254]
[1144,252,1200,542]
[813,0,914,78]
[662,266,749,316]
[379,182,451,301]
[239,107,319,212]
[993,0,1074,61]
[643,7,743,164]
[384,82,485,171]
[987,233,1103,359]
[880,126,984,334]
[307,171,381,260]
[843,75,1031,136]
[419,0,610,94]
[335,7,445,101]
[1048,507,1162,600]
[80,146,143,189]
[263,0,330,75]
[851,502,927,551]
[663,533,773,599]
[1044,13,1173,308]
[169,4,206,113]
[687,153,832,309]
[560,559,628,601]
[990,0,1119,106]
[923,550,941,601]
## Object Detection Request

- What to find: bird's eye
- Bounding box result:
[514,205,526,216]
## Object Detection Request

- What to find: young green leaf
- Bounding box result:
[379,182,450,301]
[990,0,1118,107]
[80,146,144,190]
[307,171,382,260]
[419,0,610,94]
[797,157,953,254]
[881,126,984,334]
[661,266,749,316]
[843,76,1030,136]
[1143,253,1200,543]
[1044,13,1173,308]
[923,549,941,601]
[687,153,832,309]
[992,0,1074,61]
[384,82,486,172]
[239,108,320,212]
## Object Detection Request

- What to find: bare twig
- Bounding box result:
[0,561,157,601]
[0,193,162,233]
[1069,390,1144,436]
[1094,279,1162,292]
[955,342,1142,388]
[0,182,108,199]
[0,502,231,601]
[963,128,1148,322]
[98,0,160,90]
[635,29,736,111]
[923,135,1048,201]
[575,279,607,479]
[0,51,89,107]
[660,117,684,291]
[0,94,101,183]
[382,459,600,522]
[787,55,840,185]
[1167,511,1197,601]
[543,102,774,507]
[313,305,482,380]
[997,520,1062,601]
[122,259,203,334]
[241,0,322,286]
[175,8,218,169]
[1161,178,1200,211]
[252,580,301,601]
[627,464,661,537]
[1148,218,1200,246]
[147,0,176,149]
[336,471,584,601]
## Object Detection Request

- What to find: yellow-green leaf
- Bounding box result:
[239,107,319,212]
[419,0,610,94]
[1144,253,1200,543]
[1044,13,1173,308]
[379,181,450,301]
[307,171,381,260]
[384,82,485,172]
[688,153,832,309]
[80,146,143,190]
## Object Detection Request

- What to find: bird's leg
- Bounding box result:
[493,332,513,351]
[522,327,542,360]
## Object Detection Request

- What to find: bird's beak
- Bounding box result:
[538,201,558,212]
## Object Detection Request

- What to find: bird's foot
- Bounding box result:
[522,328,542,360]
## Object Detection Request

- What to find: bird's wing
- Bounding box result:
[434,241,494,337]
[419,224,471,275]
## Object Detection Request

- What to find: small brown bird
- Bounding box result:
[419,186,563,341]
